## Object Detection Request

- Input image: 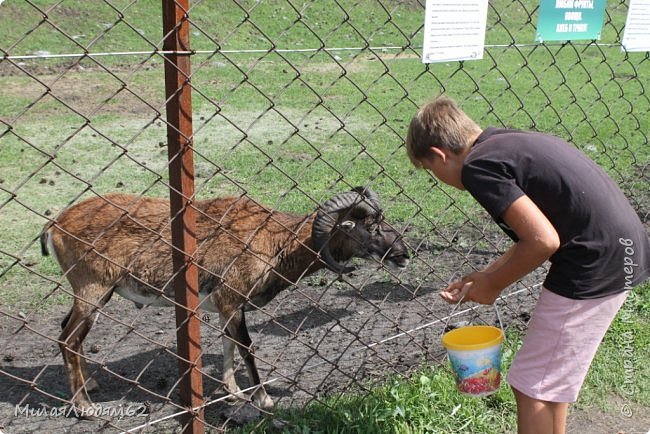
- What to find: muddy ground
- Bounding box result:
[0,236,647,433]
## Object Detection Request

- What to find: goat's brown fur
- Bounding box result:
[44,192,409,413]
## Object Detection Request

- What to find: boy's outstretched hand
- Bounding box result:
[440,271,502,305]
[440,196,560,306]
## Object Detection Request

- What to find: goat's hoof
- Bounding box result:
[253,392,274,411]
[224,387,247,402]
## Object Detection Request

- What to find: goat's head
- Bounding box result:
[312,187,410,274]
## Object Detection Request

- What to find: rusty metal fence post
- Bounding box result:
[161,1,204,433]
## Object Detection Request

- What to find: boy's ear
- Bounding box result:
[430,147,447,162]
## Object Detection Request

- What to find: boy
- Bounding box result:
[405,96,649,433]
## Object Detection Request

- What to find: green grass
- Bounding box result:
[249,368,517,434]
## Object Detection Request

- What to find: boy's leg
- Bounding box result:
[513,387,568,434]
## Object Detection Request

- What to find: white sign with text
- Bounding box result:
[622,0,650,52]
[422,0,489,63]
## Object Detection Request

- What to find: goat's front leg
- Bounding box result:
[223,308,273,410]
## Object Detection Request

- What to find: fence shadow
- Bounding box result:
[1,348,196,408]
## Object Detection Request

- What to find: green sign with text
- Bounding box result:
[536,0,606,42]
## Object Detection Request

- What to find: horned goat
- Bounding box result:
[41,187,409,413]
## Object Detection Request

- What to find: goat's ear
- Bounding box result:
[339,220,356,231]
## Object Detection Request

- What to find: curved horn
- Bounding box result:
[351,186,381,213]
[312,190,371,274]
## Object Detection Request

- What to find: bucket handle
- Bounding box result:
[441,275,505,335]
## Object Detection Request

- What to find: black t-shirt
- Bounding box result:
[462,127,649,299]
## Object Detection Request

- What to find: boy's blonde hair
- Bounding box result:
[405,96,481,168]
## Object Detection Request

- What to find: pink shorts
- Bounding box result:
[507,288,629,403]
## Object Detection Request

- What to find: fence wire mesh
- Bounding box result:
[0,0,648,432]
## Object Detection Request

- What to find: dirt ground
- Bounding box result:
[567,398,650,434]
[0,237,647,433]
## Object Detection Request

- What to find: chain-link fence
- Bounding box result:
[0,0,647,432]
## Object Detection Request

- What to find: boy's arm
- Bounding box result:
[441,195,560,305]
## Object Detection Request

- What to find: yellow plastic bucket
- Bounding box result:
[442,325,504,397]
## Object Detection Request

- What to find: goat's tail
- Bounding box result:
[40,224,53,257]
